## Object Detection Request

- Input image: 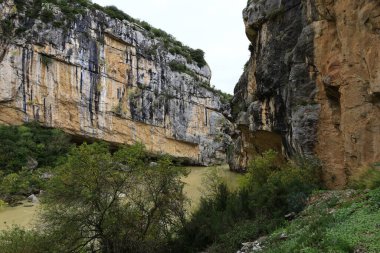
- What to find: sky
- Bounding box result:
[92,0,249,94]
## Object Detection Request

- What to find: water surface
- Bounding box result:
[0,201,39,230]
[183,164,243,211]
[0,165,242,229]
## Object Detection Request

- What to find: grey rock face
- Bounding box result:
[232,0,380,188]
[229,0,320,170]
[0,0,231,165]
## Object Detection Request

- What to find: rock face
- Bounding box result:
[230,0,380,188]
[0,0,230,165]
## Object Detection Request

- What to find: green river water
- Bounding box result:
[0,165,242,230]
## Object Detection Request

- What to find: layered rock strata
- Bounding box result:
[0,0,230,165]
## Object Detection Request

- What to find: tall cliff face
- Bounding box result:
[0,0,231,165]
[230,0,380,188]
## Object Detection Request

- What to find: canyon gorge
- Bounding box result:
[0,0,379,188]
[0,0,231,166]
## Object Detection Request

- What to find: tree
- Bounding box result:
[189,49,207,67]
[40,142,187,253]
[0,123,71,173]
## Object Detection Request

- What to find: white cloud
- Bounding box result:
[92,0,249,94]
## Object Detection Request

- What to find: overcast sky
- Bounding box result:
[92,0,249,94]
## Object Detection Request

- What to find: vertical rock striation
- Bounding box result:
[0,0,231,165]
[230,0,380,188]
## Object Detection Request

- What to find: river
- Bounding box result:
[0,165,242,230]
[0,201,39,230]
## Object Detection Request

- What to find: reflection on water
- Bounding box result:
[182,164,243,211]
[0,164,243,229]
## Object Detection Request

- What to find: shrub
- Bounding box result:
[14,0,26,11]
[168,61,200,80]
[0,123,71,173]
[0,20,14,36]
[172,151,322,252]
[0,169,46,203]
[189,49,207,67]
[40,8,54,23]
[113,102,123,116]
[102,5,135,22]
[0,123,71,203]
[243,151,321,215]
[349,165,380,190]
[40,142,187,253]
[0,227,52,253]
[169,61,188,73]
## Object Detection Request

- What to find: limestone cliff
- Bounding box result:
[0,0,231,165]
[230,0,380,188]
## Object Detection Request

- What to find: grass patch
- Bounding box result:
[262,189,380,253]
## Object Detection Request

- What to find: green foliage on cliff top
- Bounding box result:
[92,4,207,67]
[10,0,207,68]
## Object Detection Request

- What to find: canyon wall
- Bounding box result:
[0,0,231,165]
[230,0,380,188]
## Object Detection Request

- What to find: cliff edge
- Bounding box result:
[0,0,231,165]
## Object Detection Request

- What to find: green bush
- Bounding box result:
[102,5,135,22]
[189,49,207,67]
[168,61,200,80]
[14,0,26,11]
[169,61,188,73]
[40,8,54,23]
[0,199,6,208]
[0,20,14,36]
[0,123,71,203]
[0,123,71,173]
[172,151,322,252]
[243,151,322,215]
[0,227,52,253]
[39,142,187,253]
[0,169,46,203]
[350,165,380,190]
[40,54,52,66]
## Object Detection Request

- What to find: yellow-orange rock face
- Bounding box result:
[314,0,380,187]
[230,0,380,188]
